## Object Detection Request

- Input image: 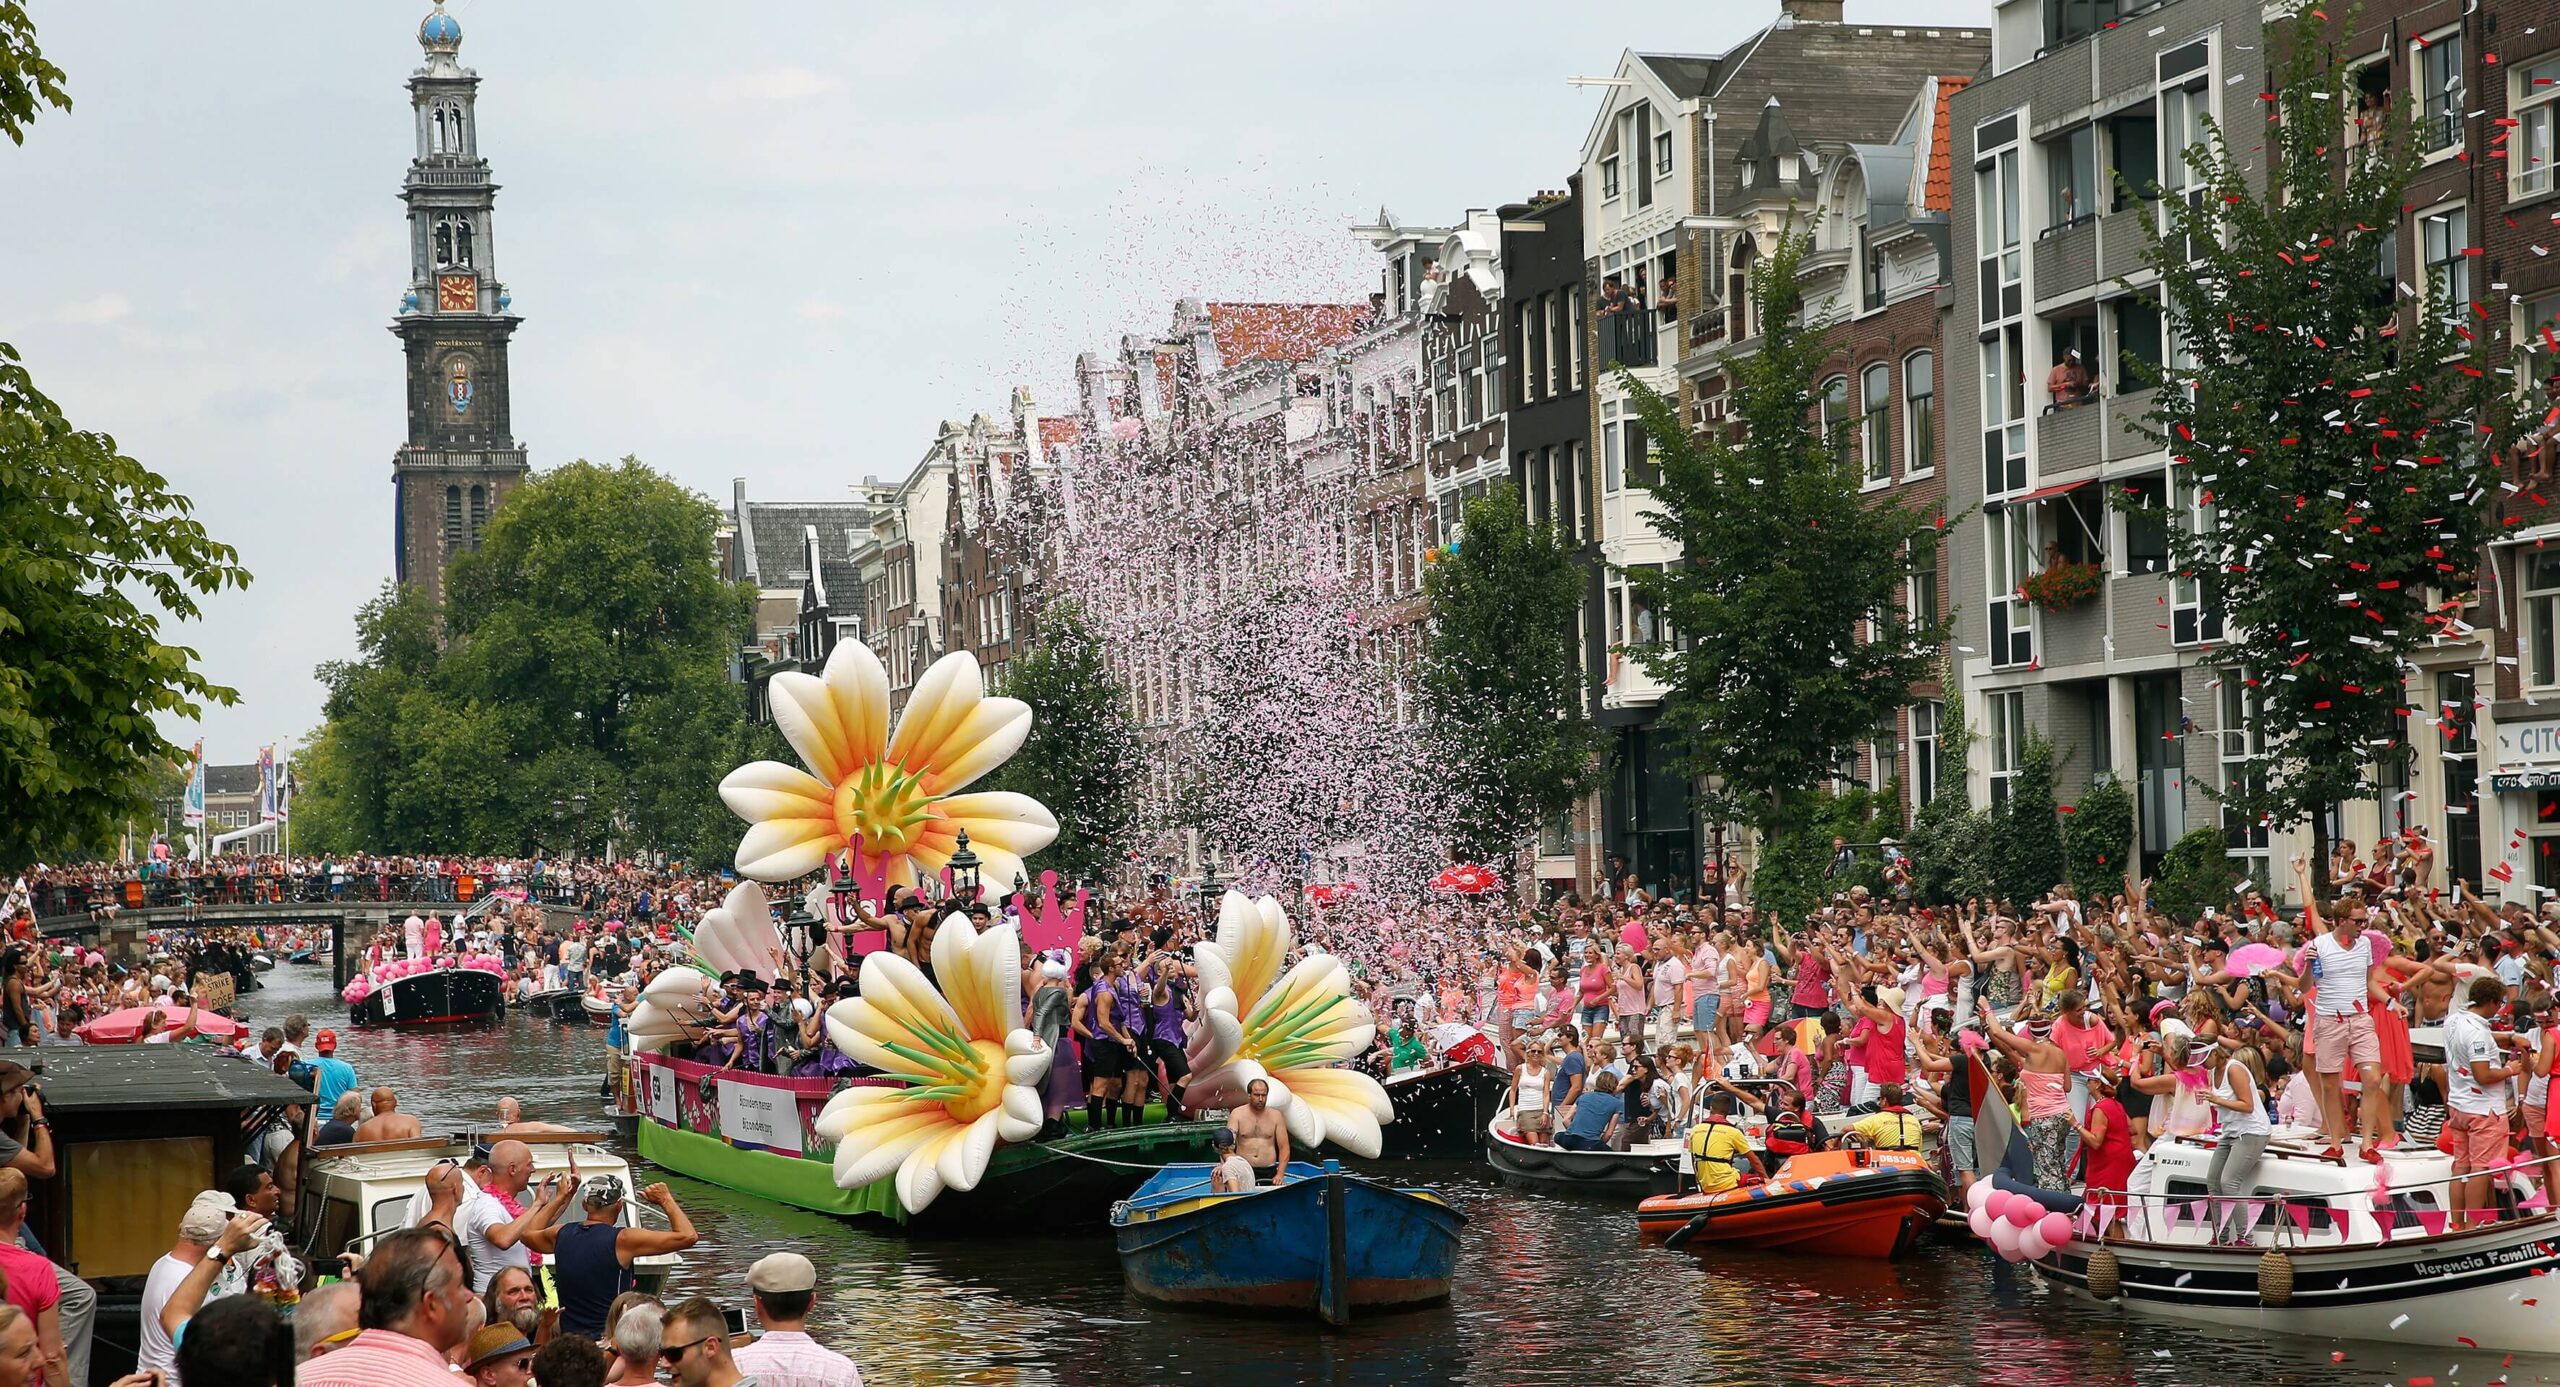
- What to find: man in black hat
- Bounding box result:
[1208,1127,1253,1193]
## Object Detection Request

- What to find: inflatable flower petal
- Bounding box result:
[1187,891,1393,1157]
[721,644,1057,888]
[813,917,1052,1213]
[692,881,782,979]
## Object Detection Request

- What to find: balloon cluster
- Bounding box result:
[1964,1179,2075,1263]
[340,953,507,1003]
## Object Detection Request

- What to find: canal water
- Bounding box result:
[253,965,2557,1386]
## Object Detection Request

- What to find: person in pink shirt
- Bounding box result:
[2047,989,2116,1122]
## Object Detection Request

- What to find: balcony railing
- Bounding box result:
[25,871,593,921]
[1600,310,1659,369]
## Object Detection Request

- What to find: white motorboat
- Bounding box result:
[2037,1126,2560,1353]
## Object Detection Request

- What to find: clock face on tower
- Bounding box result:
[437,274,476,313]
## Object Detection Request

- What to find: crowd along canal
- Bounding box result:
[254,966,2560,1386]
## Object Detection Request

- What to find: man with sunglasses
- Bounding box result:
[298,1225,477,1387]
[463,1322,535,1387]
[659,1297,751,1387]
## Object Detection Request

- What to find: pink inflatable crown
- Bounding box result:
[1009,869,1088,958]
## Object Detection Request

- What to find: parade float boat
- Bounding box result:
[0,1046,318,1382]
[1373,1060,1513,1160]
[2033,1130,2560,1353]
[630,1052,1224,1232]
[344,959,506,1029]
[1112,1160,1464,1325]
[302,1132,678,1293]
[1636,1146,1946,1260]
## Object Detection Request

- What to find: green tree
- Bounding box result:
[1753,788,1891,922]
[982,603,1141,887]
[2132,9,2520,893]
[1419,485,1605,865]
[0,15,250,870]
[2152,825,2245,925]
[1623,230,1948,847]
[1906,671,1997,905]
[295,461,751,860]
[2063,775,2134,898]
[1992,734,2065,908]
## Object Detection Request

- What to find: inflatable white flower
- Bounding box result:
[812,912,1051,1212]
[719,643,1059,889]
[1185,892,1392,1157]
[691,881,783,979]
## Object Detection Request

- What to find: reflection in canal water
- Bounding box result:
[259,967,2560,1385]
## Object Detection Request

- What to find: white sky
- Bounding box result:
[0,0,1988,762]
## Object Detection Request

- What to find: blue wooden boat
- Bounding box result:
[1111,1159,1464,1325]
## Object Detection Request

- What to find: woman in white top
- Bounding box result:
[2201,1040,2271,1245]
[1511,1042,1554,1145]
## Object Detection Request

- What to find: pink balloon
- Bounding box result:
[1967,1207,1997,1240]
[2005,1200,2043,1228]
[1965,1179,1995,1214]
[1987,1218,2024,1258]
[2018,1224,2052,1261]
[2037,1212,2074,1249]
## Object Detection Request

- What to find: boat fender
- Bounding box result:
[2084,1246,2121,1300]
[1663,1210,1713,1252]
[2256,1249,2294,1307]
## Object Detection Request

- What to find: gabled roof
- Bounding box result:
[1204,303,1369,367]
[1694,21,1989,212]
[1637,52,1726,97]
[741,501,866,589]
[204,764,262,796]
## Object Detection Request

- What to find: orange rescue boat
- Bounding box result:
[1636,1146,1946,1260]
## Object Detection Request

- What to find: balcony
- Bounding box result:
[2097,207,2155,283]
[1600,310,1659,370]
[2032,219,2099,307]
[2105,387,2161,462]
[2035,399,2102,477]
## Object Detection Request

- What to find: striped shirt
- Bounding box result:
[731,1329,863,1387]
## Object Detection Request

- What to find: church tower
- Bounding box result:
[391,1,527,607]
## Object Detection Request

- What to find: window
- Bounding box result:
[2170,468,2224,645]
[2442,671,2483,885]
[2121,472,2170,574]
[2529,551,2560,689]
[1913,701,1943,808]
[1619,105,1656,210]
[2525,294,2560,405]
[1982,325,2027,495]
[2109,111,2158,210]
[2219,677,2271,861]
[1654,130,1674,177]
[2420,204,2470,314]
[1861,363,1892,484]
[2517,58,2560,199]
[1602,156,1622,201]
[1818,375,1852,468]
[1988,507,2035,668]
[2112,295,2165,390]
[2416,31,2464,154]
[1987,691,2027,804]
[2045,124,2098,227]
[1567,285,1586,389]
[2047,0,2123,48]
[443,485,463,545]
[1516,302,1543,406]
[467,484,487,546]
[1904,351,1935,477]
[1974,138,2023,326]
[1603,406,1623,492]
[1908,538,1940,634]
[1624,420,1657,492]
[2159,42,2213,262]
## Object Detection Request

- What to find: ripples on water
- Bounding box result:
[256,968,2560,1386]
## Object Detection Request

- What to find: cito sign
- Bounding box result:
[2497,719,2560,767]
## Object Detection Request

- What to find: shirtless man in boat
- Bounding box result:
[491,1096,572,1135]
[1227,1079,1290,1185]
[353,1087,423,1143]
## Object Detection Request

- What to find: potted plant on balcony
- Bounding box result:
[2020,559,2103,613]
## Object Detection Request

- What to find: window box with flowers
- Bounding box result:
[2020,559,2103,612]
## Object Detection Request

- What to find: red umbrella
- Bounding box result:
[1430,863,1503,895]
[1304,881,1361,905]
[75,1006,247,1045]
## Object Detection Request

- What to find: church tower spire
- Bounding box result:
[392,0,527,607]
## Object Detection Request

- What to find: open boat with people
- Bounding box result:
[1485,1106,1684,1198]
[301,1131,681,1293]
[1112,1159,1464,1323]
[1373,1059,1514,1159]
[345,961,507,1028]
[2033,1129,2560,1352]
[1637,1143,1946,1259]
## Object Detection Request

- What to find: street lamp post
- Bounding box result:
[947,829,983,904]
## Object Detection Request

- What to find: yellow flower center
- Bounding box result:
[833,761,935,856]
[946,1039,1009,1123]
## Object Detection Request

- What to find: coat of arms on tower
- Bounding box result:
[446,357,474,415]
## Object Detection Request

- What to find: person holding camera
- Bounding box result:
[520,1179,698,1342]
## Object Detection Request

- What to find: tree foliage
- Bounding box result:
[294,460,752,861]
[2132,9,2520,878]
[1753,788,1892,923]
[1992,734,2065,908]
[1905,669,1997,905]
[1419,485,1605,866]
[981,603,1141,887]
[0,14,249,870]
[2063,775,2135,899]
[1623,230,1947,840]
[2152,825,2245,925]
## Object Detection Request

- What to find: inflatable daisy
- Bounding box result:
[813,911,1050,1211]
[1185,892,1393,1157]
[719,643,1058,891]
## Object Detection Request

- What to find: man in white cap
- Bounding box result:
[729,1251,860,1386]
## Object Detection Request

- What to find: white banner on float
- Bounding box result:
[717,1076,804,1153]
[645,1062,679,1127]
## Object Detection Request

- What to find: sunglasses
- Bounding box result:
[660,1336,712,1364]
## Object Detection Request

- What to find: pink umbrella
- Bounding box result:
[2226,942,2288,977]
[1429,863,1502,896]
[76,1006,247,1045]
